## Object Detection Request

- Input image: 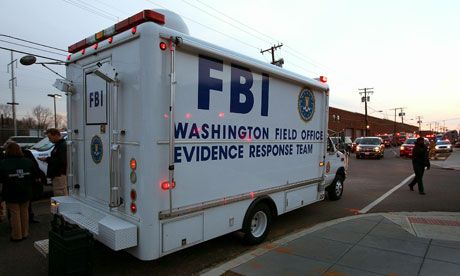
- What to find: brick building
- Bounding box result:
[328,106,418,140]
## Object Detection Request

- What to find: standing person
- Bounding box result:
[23,149,45,223]
[39,129,68,196]
[408,137,430,195]
[0,142,37,241]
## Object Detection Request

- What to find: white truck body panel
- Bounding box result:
[52,10,346,261]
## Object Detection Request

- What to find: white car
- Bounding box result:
[2,136,43,149]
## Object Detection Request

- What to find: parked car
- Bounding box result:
[400,137,429,157]
[2,136,43,150]
[435,139,453,153]
[377,134,392,147]
[351,137,363,153]
[355,137,384,159]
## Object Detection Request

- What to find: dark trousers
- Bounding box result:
[409,163,425,192]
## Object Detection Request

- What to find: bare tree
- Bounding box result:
[0,104,12,119]
[33,105,52,130]
[20,115,37,129]
[56,114,67,129]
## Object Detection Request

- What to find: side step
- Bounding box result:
[52,196,138,251]
[34,239,49,257]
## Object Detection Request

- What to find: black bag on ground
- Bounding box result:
[48,214,94,276]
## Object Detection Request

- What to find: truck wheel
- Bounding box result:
[328,175,344,201]
[242,203,271,245]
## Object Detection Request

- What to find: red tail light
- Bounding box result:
[161,181,176,190]
[130,202,137,213]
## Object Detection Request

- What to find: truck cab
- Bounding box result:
[324,137,347,200]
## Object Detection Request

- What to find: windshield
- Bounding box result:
[330,137,340,144]
[380,135,390,140]
[437,141,451,145]
[31,137,55,151]
[360,138,381,145]
[404,138,417,144]
[11,137,42,143]
[354,138,362,144]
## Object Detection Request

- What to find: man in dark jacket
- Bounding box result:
[39,129,67,196]
[408,137,430,195]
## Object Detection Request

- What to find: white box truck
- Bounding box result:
[50,9,347,260]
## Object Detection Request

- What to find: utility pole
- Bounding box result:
[416,116,422,134]
[260,43,284,67]
[390,107,406,133]
[7,50,18,136]
[359,88,373,136]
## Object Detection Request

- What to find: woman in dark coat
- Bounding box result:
[0,142,37,241]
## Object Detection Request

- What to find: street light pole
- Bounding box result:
[48,93,62,128]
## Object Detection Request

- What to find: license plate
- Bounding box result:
[365,152,370,155]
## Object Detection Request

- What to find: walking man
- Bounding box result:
[39,129,68,196]
[408,137,430,195]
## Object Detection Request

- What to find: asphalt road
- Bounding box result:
[1,148,459,276]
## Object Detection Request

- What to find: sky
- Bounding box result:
[1,0,459,131]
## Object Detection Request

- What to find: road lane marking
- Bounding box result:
[358,173,415,214]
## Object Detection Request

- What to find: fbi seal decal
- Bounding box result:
[298,88,315,123]
[90,135,103,164]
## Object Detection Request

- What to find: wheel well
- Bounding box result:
[246,196,278,219]
[336,167,346,180]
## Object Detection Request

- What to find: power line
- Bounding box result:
[0,34,67,52]
[181,0,275,46]
[61,0,119,22]
[0,39,68,57]
[0,47,64,62]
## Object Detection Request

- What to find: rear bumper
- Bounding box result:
[51,196,137,251]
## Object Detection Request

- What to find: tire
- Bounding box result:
[242,203,272,245]
[327,175,344,201]
[356,155,360,159]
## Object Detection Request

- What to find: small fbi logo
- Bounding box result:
[90,135,103,164]
[298,88,315,123]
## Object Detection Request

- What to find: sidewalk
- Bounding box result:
[430,148,460,171]
[201,212,460,276]
[201,151,460,276]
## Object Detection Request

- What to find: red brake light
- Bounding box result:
[319,76,327,83]
[108,37,113,44]
[81,49,85,54]
[130,203,137,213]
[67,55,71,61]
[131,27,137,34]
[130,189,137,200]
[94,43,98,50]
[161,181,176,190]
[159,42,167,50]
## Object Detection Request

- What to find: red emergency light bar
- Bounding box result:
[68,10,165,54]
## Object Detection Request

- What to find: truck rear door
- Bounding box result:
[83,61,111,204]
